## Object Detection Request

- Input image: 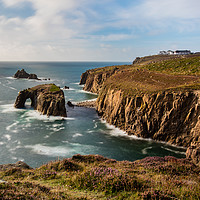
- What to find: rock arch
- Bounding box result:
[14,84,67,117]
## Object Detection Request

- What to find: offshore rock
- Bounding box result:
[14,84,67,117]
[14,69,39,80]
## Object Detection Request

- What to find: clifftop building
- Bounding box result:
[159,50,191,55]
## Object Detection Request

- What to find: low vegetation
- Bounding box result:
[86,55,200,96]
[49,84,61,92]
[0,155,199,199]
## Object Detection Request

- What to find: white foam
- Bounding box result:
[49,127,65,133]
[72,133,83,138]
[142,147,153,154]
[4,134,11,141]
[0,142,4,145]
[97,142,104,144]
[0,81,17,90]
[6,121,19,132]
[22,110,68,122]
[94,122,98,129]
[101,120,153,141]
[6,77,15,80]
[25,144,75,156]
[77,90,97,95]
[0,104,22,113]
[161,146,186,155]
[71,82,80,85]
[62,87,75,91]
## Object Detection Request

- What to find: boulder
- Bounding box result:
[67,101,74,107]
[14,84,67,117]
[0,161,32,171]
[64,86,70,90]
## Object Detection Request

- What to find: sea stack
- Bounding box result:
[14,84,67,117]
[14,69,39,80]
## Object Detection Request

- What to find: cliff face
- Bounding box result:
[80,64,200,166]
[14,84,67,117]
[80,67,119,94]
[97,89,200,147]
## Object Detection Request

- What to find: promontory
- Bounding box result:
[14,84,67,117]
[80,54,200,166]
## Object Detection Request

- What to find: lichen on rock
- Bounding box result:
[14,84,67,117]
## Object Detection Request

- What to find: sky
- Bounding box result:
[0,0,200,61]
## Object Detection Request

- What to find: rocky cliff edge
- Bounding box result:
[80,56,200,166]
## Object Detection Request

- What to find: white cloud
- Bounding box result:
[0,0,200,61]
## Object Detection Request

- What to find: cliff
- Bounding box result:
[80,55,200,166]
[14,84,67,117]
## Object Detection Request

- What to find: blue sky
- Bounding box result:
[0,0,200,61]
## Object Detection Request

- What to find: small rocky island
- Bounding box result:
[14,69,39,80]
[14,84,67,117]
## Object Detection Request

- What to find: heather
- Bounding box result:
[0,155,199,199]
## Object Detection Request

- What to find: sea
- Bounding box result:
[0,61,186,168]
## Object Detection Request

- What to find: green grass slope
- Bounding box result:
[88,55,200,96]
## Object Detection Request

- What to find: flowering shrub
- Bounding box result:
[69,167,141,194]
[40,170,57,180]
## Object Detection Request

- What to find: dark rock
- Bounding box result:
[64,86,70,90]
[14,69,39,80]
[14,69,30,79]
[67,101,74,107]
[186,143,200,166]
[28,74,38,79]
[0,161,32,171]
[14,84,67,117]
[76,100,96,108]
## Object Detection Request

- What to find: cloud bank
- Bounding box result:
[0,0,200,61]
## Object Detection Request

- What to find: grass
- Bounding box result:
[49,84,61,92]
[83,55,200,96]
[0,155,199,199]
[27,84,61,93]
[141,56,200,76]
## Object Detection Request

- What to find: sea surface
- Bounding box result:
[0,62,186,167]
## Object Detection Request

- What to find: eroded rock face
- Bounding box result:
[96,89,200,147]
[80,68,200,166]
[14,69,39,80]
[14,84,67,117]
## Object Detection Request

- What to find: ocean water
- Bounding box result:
[0,62,186,167]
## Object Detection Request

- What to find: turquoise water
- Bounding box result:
[0,62,186,167]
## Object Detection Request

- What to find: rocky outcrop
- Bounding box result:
[14,69,39,80]
[80,67,200,166]
[97,89,200,145]
[0,161,32,171]
[97,88,200,165]
[14,84,67,117]
[79,67,119,94]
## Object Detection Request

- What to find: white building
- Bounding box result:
[159,50,191,55]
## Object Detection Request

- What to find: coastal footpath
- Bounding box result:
[80,54,200,166]
[14,84,67,117]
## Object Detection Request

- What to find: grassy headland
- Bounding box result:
[87,55,200,96]
[0,155,199,199]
